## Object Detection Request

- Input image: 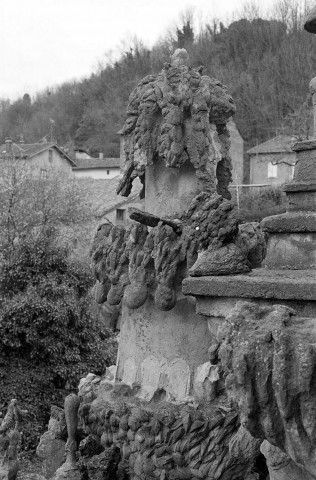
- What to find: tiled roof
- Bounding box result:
[78,176,142,218]
[73,157,120,169]
[247,135,297,155]
[0,142,76,166]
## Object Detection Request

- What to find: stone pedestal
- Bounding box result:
[183,139,316,480]
[116,290,211,402]
[261,139,316,269]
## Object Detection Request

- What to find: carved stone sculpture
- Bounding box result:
[117,48,236,200]
[52,394,80,480]
[0,399,26,480]
[219,301,316,480]
[36,406,66,478]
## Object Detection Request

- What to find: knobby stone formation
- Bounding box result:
[0,399,27,480]
[91,48,266,313]
[117,48,235,200]
[51,48,266,480]
[182,11,316,480]
[219,302,316,480]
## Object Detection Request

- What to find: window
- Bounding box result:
[40,168,48,180]
[267,162,277,178]
[116,209,125,222]
[107,170,110,175]
[48,149,53,163]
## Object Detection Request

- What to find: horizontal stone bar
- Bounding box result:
[261,212,316,232]
[182,269,316,301]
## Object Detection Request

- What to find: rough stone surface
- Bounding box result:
[116,291,210,402]
[261,211,316,232]
[117,49,236,199]
[261,440,313,480]
[75,386,261,480]
[36,434,65,479]
[219,301,316,479]
[183,268,316,300]
[36,406,66,479]
[190,243,251,276]
[0,400,27,480]
[263,232,316,269]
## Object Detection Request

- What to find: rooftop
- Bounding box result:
[78,176,142,218]
[0,142,76,166]
[73,157,120,169]
[247,135,297,155]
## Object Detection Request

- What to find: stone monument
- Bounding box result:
[183,14,316,480]
[42,40,316,479]
[84,48,265,479]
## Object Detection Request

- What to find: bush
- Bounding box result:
[232,186,287,223]
[0,231,117,449]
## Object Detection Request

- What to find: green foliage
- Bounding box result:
[0,234,116,388]
[235,186,287,222]
[0,232,117,451]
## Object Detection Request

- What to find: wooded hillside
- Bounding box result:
[1,0,315,157]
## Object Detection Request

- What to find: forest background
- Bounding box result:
[1,0,316,173]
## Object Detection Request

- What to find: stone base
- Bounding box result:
[183,269,316,305]
[76,375,261,480]
[116,291,212,403]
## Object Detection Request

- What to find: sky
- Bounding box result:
[1,0,275,101]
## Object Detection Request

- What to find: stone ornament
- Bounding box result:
[36,406,66,478]
[52,394,80,480]
[0,399,27,480]
[74,390,260,480]
[91,201,266,310]
[219,301,316,480]
[117,48,236,200]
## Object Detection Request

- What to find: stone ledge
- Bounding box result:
[261,211,316,232]
[182,269,316,301]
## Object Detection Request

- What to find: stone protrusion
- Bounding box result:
[117,49,236,200]
[219,301,316,480]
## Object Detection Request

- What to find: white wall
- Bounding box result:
[28,149,73,177]
[73,167,120,179]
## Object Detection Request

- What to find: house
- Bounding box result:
[0,138,75,177]
[73,147,93,160]
[247,135,297,186]
[86,176,144,226]
[72,156,121,179]
[90,177,145,225]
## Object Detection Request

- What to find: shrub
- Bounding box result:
[0,231,117,449]
[232,186,287,223]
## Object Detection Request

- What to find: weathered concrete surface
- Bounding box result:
[36,433,65,479]
[117,49,236,198]
[286,190,316,211]
[183,269,316,301]
[261,211,316,232]
[145,155,201,218]
[261,441,313,480]
[77,378,261,480]
[116,291,211,401]
[219,301,316,480]
[263,232,316,269]
[195,295,316,319]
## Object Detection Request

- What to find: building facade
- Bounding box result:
[0,139,75,177]
[247,135,297,186]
